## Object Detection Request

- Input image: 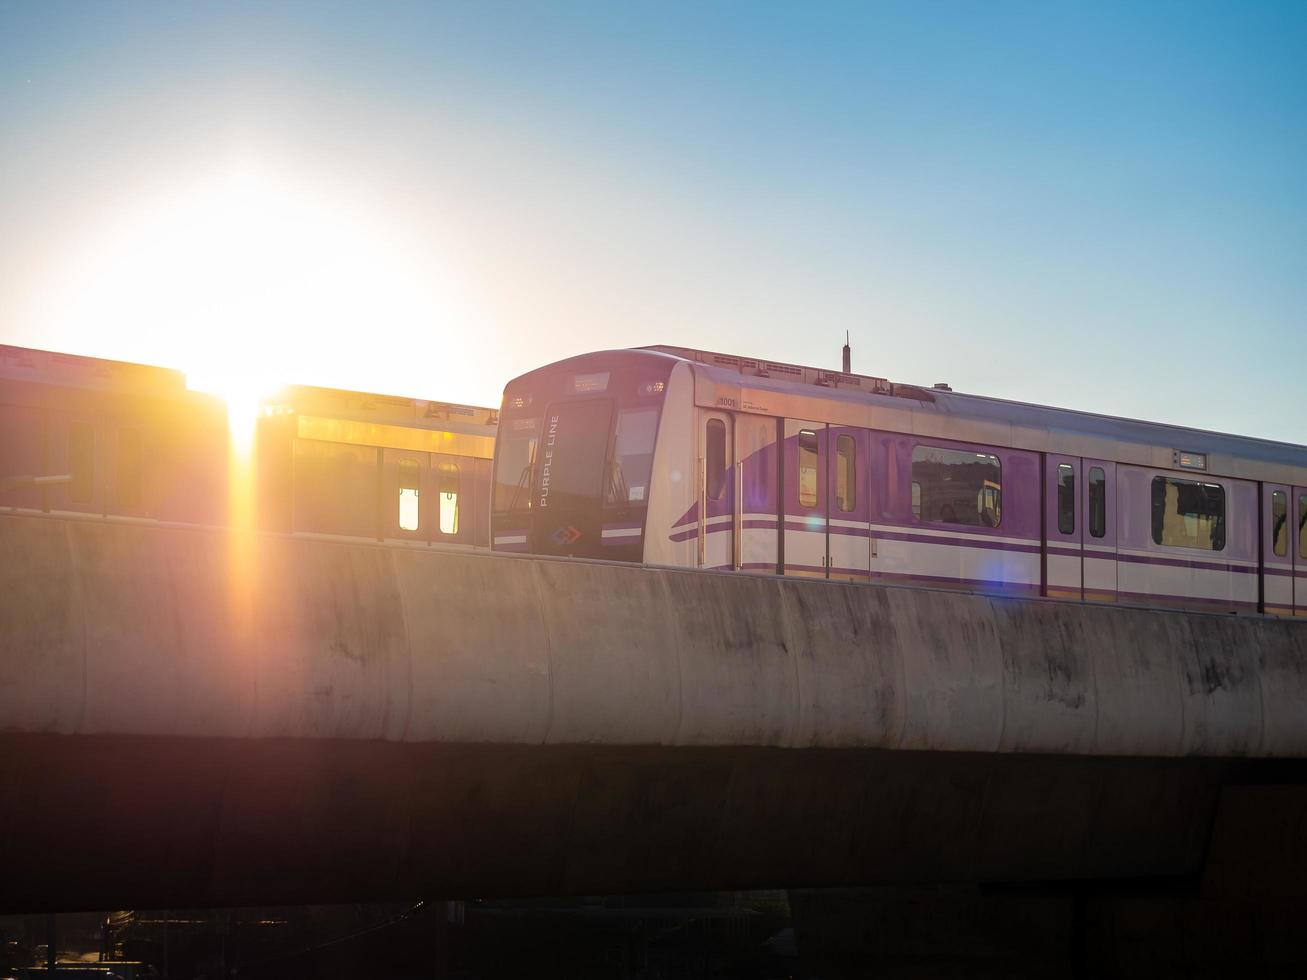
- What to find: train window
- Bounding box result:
[398,458,420,531]
[69,421,94,503]
[706,419,726,501]
[1089,467,1106,538]
[494,418,538,513]
[911,446,1001,527]
[797,429,818,508]
[1300,495,1307,560]
[1271,490,1287,558]
[836,435,856,512]
[1057,463,1075,535]
[911,481,921,520]
[438,462,459,535]
[116,427,143,509]
[1151,476,1224,551]
[606,409,659,507]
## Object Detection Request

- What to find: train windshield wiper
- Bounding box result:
[508,465,532,513]
[607,458,629,507]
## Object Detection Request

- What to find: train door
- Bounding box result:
[1045,454,1082,599]
[699,410,734,570]
[384,448,429,543]
[1296,486,1307,616]
[734,412,779,574]
[783,419,828,577]
[1082,459,1117,602]
[826,427,869,581]
[1263,484,1294,616]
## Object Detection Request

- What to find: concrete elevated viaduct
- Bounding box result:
[1,512,1305,913]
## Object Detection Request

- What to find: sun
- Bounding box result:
[29,164,467,409]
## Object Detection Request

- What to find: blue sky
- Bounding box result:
[1,1,1304,440]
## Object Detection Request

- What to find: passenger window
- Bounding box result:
[1271,490,1287,558]
[1057,463,1075,535]
[69,421,94,503]
[911,445,1001,527]
[705,419,726,500]
[438,461,459,534]
[1151,476,1225,551]
[398,458,420,531]
[836,435,856,512]
[116,427,143,509]
[797,429,818,508]
[1300,495,1307,560]
[1088,467,1106,538]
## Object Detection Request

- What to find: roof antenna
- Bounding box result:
[841,331,851,375]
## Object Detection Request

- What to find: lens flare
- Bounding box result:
[186,372,280,633]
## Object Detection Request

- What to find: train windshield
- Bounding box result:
[493,353,673,558]
[537,399,613,512]
[605,408,659,507]
[493,418,539,513]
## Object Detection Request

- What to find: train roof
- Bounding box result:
[269,383,498,435]
[0,343,498,435]
[0,343,189,396]
[641,345,1307,486]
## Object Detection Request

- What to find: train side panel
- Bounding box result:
[643,363,696,568]
[1116,465,1258,614]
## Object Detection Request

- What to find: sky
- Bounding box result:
[1,1,1304,441]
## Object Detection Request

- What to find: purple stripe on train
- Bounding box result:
[864,528,1041,555]
[681,519,1044,557]
[1113,552,1257,575]
[688,516,1275,578]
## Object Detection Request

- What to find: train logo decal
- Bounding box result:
[551,524,583,546]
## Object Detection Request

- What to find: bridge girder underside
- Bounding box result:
[4,735,1299,912]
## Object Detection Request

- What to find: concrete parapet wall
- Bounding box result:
[2,514,1305,908]
[2,513,1305,756]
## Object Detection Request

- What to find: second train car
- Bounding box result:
[0,343,497,548]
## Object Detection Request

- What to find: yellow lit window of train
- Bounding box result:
[1150,476,1224,551]
[398,458,420,531]
[438,462,459,535]
[1271,490,1287,558]
[835,435,855,512]
[798,429,818,508]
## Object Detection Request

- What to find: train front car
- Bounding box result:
[492,350,685,562]
[493,342,1307,618]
